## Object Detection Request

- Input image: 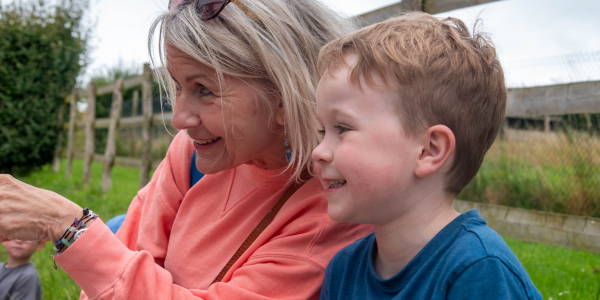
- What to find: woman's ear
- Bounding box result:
[275,100,285,126]
[414,125,455,178]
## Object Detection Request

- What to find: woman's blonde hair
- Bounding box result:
[149,0,355,181]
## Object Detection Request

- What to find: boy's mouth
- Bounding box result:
[328,179,346,189]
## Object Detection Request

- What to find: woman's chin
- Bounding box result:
[194,155,232,175]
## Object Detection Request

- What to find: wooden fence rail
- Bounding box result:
[454,200,600,254]
[59,63,157,191]
[56,57,600,192]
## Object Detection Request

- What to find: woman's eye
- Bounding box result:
[199,85,212,95]
[317,129,325,137]
[175,81,182,91]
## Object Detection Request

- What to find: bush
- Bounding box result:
[0,0,89,174]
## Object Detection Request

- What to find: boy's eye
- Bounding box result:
[335,125,350,135]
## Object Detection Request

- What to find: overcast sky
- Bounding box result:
[4,0,600,87]
[81,0,406,81]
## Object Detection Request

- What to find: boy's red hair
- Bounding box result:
[318,12,507,194]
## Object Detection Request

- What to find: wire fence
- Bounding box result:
[460,114,600,217]
[503,51,600,88]
[459,51,600,218]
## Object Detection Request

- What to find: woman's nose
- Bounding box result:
[171,95,202,130]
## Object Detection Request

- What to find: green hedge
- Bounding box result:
[0,0,89,174]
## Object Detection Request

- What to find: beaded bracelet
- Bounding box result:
[52,208,98,270]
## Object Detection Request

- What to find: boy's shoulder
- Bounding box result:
[327,210,520,272]
[440,210,542,299]
[321,210,542,300]
[0,263,41,283]
[0,263,42,299]
[326,231,375,269]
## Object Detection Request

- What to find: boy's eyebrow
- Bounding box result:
[329,105,359,120]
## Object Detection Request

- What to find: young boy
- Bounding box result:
[312,12,542,300]
[0,240,44,300]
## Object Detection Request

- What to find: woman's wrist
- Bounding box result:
[49,201,84,242]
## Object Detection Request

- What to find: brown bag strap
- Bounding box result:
[211,180,306,284]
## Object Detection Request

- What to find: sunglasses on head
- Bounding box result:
[169,0,263,25]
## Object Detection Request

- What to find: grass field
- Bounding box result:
[1,160,599,299]
[460,129,600,218]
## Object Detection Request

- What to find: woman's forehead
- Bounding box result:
[167,45,213,75]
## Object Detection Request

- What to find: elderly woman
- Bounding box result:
[0,0,372,299]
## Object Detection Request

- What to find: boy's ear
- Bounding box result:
[414,125,455,178]
[36,241,46,251]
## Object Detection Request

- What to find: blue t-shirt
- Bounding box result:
[319,209,542,300]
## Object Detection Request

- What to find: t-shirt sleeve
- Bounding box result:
[446,257,531,300]
[318,260,333,300]
[9,273,41,300]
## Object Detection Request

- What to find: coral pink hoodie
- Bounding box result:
[56,131,372,299]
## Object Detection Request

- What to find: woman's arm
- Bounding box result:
[0,174,83,243]
[64,219,329,300]
[61,201,371,300]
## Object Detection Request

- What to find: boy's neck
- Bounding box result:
[5,257,31,268]
[373,190,458,280]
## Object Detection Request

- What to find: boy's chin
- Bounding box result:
[326,205,362,224]
[326,205,348,223]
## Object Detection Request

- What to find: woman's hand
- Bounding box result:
[0,175,82,242]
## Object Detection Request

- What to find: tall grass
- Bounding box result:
[460,128,600,217]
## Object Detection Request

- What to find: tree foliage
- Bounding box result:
[0,0,89,174]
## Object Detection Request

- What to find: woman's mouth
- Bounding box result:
[193,137,221,145]
[328,179,346,189]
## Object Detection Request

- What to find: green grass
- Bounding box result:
[505,238,600,300]
[1,159,140,299]
[1,160,599,299]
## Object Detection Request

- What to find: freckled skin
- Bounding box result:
[167,44,287,173]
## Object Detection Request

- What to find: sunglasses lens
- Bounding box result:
[196,0,228,19]
[169,0,186,10]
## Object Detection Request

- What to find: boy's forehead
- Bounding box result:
[320,63,396,103]
[318,69,398,120]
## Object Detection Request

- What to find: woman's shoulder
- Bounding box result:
[150,131,196,193]
[250,177,374,269]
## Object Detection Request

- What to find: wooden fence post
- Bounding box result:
[140,63,153,189]
[66,88,78,178]
[52,100,66,173]
[544,115,551,133]
[129,90,139,156]
[499,118,507,140]
[585,113,592,131]
[101,79,124,192]
[83,82,97,185]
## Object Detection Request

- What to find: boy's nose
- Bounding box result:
[312,141,333,165]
